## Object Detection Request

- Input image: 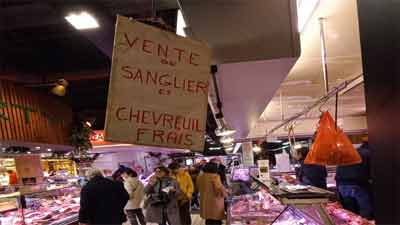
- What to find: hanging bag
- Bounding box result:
[304,111,361,166]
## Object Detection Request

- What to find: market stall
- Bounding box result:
[227,172,374,225]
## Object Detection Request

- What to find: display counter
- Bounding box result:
[0,185,80,225]
[227,176,374,225]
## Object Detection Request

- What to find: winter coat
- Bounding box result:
[196,172,227,220]
[79,176,129,225]
[336,143,371,186]
[144,176,181,225]
[123,176,145,210]
[171,169,194,200]
[297,161,328,189]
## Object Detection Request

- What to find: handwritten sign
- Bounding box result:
[105,16,211,151]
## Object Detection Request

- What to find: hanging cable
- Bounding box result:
[335,92,339,130]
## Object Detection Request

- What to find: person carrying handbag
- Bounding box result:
[144,166,182,225]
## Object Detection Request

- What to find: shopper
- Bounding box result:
[79,168,129,225]
[336,140,373,219]
[197,162,227,225]
[121,168,146,225]
[294,147,328,189]
[189,164,202,210]
[169,162,194,225]
[210,158,228,186]
[144,166,181,225]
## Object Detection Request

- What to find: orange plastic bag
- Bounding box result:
[304,111,362,166]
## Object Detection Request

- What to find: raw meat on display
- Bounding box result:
[325,202,375,225]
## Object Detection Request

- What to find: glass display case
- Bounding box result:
[0,185,80,225]
[228,176,375,225]
[229,189,285,225]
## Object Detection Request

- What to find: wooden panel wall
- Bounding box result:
[0,80,72,145]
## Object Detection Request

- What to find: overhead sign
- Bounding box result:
[105,16,211,151]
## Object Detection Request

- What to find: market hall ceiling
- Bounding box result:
[0,0,300,141]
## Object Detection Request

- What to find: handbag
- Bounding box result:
[151,180,170,206]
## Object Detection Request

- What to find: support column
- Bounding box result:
[357,1,400,223]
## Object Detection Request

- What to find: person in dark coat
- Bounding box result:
[336,141,373,219]
[295,147,328,189]
[210,158,228,187]
[79,168,129,225]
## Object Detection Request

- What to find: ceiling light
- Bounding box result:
[209,147,222,151]
[65,11,99,30]
[27,151,32,154]
[215,124,236,136]
[176,10,187,37]
[253,145,262,153]
[220,136,234,144]
[225,147,234,152]
[1,147,6,152]
[282,142,290,146]
[35,146,41,150]
[47,148,52,152]
[294,144,303,150]
[223,143,234,148]
[85,121,92,127]
[51,79,69,97]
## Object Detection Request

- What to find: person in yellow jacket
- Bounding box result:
[169,162,194,225]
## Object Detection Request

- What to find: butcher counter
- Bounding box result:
[227,176,375,225]
[0,185,80,225]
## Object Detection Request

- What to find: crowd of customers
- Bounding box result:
[79,158,228,225]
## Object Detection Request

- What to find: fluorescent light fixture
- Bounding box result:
[65,11,99,30]
[220,136,234,144]
[297,0,320,32]
[215,124,236,136]
[209,147,222,150]
[225,147,234,152]
[176,10,186,37]
[282,142,290,146]
[35,146,41,150]
[27,151,32,154]
[294,144,303,150]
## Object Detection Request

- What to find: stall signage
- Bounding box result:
[105,16,211,151]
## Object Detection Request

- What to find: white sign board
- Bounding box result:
[105,16,211,151]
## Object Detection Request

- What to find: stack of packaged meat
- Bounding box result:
[325,202,375,225]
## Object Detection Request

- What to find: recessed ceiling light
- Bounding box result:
[27,151,32,154]
[65,11,99,30]
[47,148,52,152]
[1,147,6,151]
